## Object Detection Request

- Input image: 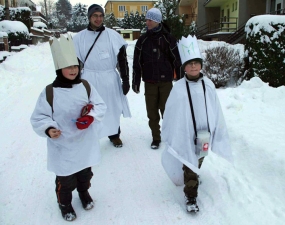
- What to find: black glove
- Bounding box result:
[122,82,130,95]
[132,84,140,94]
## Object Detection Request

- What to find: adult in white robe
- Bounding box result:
[73,13,131,141]
[161,75,233,186]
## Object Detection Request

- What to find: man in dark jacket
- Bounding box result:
[132,8,182,149]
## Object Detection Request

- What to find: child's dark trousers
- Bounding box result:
[183,157,204,198]
[55,167,93,205]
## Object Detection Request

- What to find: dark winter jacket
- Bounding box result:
[132,23,182,86]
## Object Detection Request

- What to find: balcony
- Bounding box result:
[203,0,228,7]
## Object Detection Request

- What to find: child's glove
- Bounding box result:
[76,115,94,130]
[81,104,93,117]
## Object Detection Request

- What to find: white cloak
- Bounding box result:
[73,28,131,138]
[161,76,233,186]
[30,83,107,176]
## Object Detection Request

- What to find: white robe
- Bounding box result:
[30,83,107,176]
[161,76,233,186]
[73,28,131,138]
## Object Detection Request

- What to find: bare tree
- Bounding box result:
[5,0,9,20]
[44,0,48,19]
[38,0,55,19]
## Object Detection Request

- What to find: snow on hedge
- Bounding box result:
[33,21,47,29]
[0,20,29,36]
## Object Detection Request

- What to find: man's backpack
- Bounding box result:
[46,79,91,112]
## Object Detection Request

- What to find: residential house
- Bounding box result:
[178,0,198,26]
[104,0,156,19]
[178,0,284,42]
[17,0,36,11]
[269,0,285,14]
[0,0,17,7]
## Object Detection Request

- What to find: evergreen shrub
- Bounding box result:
[244,16,285,87]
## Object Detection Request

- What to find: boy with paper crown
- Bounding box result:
[161,35,233,213]
[30,34,107,221]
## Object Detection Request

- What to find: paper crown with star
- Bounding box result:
[177,35,202,65]
[49,34,78,70]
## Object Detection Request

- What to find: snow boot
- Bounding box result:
[151,140,161,149]
[110,138,123,148]
[79,191,94,210]
[58,203,77,221]
[186,197,199,213]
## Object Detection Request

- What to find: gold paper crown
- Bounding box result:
[177,35,202,65]
[49,34,78,70]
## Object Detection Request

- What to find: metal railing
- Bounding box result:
[196,17,238,39]
[219,23,246,44]
[220,8,285,44]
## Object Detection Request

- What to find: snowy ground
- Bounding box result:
[0,40,285,225]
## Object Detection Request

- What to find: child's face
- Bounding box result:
[184,61,201,78]
[62,65,79,80]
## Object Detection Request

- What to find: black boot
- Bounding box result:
[151,140,161,149]
[186,197,199,213]
[58,204,76,221]
[79,191,94,210]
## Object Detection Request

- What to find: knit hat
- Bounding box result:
[88,4,104,19]
[146,8,162,23]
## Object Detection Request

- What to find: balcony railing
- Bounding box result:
[196,17,238,38]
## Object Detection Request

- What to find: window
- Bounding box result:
[141,6,148,12]
[235,2,238,10]
[277,3,281,14]
[123,33,130,39]
[232,3,234,12]
[119,6,126,12]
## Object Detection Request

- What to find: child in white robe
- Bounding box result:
[161,35,233,213]
[30,34,106,221]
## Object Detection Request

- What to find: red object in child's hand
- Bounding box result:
[81,104,93,117]
[76,115,94,130]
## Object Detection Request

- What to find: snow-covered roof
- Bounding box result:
[31,16,47,23]
[10,7,31,11]
[31,27,44,33]
[43,29,51,33]
[33,21,47,29]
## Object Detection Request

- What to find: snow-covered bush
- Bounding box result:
[0,5,4,21]
[189,21,197,36]
[0,7,33,31]
[0,20,30,42]
[245,15,285,87]
[203,46,245,87]
[33,21,47,30]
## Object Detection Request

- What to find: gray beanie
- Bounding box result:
[146,8,162,23]
[88,4,104,19]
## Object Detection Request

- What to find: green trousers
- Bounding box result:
[183,157,204,198]
[144,82,173,141]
